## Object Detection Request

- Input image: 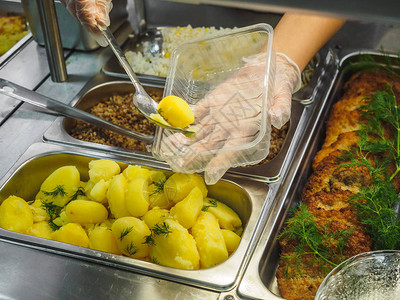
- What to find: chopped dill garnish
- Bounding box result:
[70,187,85,201]
[151,222,172,237]
[42,185,67,198]
[124,242,138,256]
[337,86,400,250]
[348,49,400,80]
[119,226,133,241]
[150,178,166,196]
[151,256,159,264]
[202,199,218,212]
[40,200,63,231]
[279,203,353,275]
[143,234,155,246]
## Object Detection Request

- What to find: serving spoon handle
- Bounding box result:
[0,78,154,143]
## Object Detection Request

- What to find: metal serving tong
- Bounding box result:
[0,78,153,143]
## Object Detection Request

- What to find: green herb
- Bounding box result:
[42,185,67,198]
[151,256,159,264]
[70,187,85,201]
[150,178,166,196]
[337,86,400,250]
[348,49,400,80]
[119,226,133,241]
[152,222,172,237]
[124,242,138,256]
[279,203,353,274]
[40,200,63,230]
[143,234,155,246]
[202,198,218,212]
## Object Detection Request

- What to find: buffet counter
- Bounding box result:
[0,1,400,299]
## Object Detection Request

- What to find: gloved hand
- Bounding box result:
[159,52,271,185]
[60,0,113,47]
[270,52,301,129]
[159,51,301,184]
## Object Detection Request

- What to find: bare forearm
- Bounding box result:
[273,13,345,71]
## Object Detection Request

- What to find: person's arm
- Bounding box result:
[273,13,345,71]
[269,13,345,128]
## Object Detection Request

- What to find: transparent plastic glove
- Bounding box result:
[270,52,301,129]
[159,52,271,185]
[60,0,112,47]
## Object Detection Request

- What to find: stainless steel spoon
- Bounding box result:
[0,78,153,143]
[101,27,193,134]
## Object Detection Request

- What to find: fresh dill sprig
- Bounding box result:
[150,178,166,196]
[151,256,159,264]
[70,187,85,201]
[143,234,155,246]
[349,179,400,249]
[151,222,172,237]
[119,226,133,241]
[337,86,400,250]
[348,49,400,80]
[42,185,67,198]
[202,199,218,212]
[124,242,138,256]
[279,203,353,274]
[40,200,63,230]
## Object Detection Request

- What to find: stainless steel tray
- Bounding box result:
[43,72,163,161]
[0,142,269,291]
[236,50,398,299]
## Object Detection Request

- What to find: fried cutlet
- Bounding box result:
[302,149,372,200]
[314,131,359,170]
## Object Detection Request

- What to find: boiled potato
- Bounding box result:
[142,208,170,229]
[52,210,71,228]
[203,198,242,231]
[157,95,194,129]
[86,179,110,203]
[148,185,173,210]
[125,177,149,217]
[88,159,120,183]
[26,221,53,239]
[65,200,108,224]
[149,218,199,270]
[191,211,228,268]
[149,170,167,184]
[0,196,33,233]
[169,187,203,229]
[164,173,207,203]
[35,166,80,207]
[221,229,241,253]
[51,223,89,247]
[89,226,121,255]
[107,174,130,219]
[111,217,150,258]
[29,199,49,222]
[123,165,151,182]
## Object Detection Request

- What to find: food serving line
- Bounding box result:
[0,1,400,299]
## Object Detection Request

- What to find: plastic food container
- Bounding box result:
[152,23,275,183]
[315,250,400,300]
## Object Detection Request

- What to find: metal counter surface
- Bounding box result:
[0,238,217,300]
[0,5,399,299]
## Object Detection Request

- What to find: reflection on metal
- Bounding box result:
[36,0,67,82]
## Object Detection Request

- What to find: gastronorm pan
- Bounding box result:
[0,142,269,291]
[0,0,31,66]
[236,50,400,299]
[43,73,164,160]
